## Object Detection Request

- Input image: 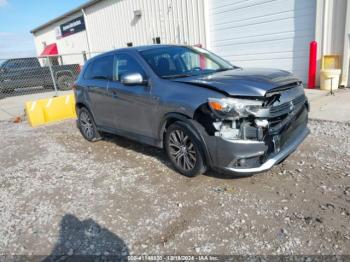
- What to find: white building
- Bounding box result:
[31,0,206,65]
[31,0,350,86]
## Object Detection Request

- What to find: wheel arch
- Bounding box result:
[75,102,94,117]
[159,112,213,168]
[159,113,191,143]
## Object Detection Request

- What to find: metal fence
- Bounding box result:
[0,52,102,99]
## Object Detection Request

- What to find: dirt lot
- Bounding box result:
[0,118,349,256]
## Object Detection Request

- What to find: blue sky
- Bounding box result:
[0,0,87,58]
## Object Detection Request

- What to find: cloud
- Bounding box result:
[0,0,8,7]
[0,32,36,59]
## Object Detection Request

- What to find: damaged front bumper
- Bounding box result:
[201,103,309,175]
[220,126,309,174]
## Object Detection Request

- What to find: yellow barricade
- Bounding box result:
[25,93,76,127]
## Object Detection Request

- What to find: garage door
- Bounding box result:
[207,0,316,83]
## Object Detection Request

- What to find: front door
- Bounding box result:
[107,53,158,138]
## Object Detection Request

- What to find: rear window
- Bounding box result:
[84,55,113,80]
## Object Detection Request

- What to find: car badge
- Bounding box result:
[289,101,294,111]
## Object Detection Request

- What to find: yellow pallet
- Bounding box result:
[25,94,76,127]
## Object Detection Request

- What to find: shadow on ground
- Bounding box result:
[44,214,129,261]
[102,132,244,180]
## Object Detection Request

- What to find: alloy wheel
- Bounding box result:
[168,129,197,171]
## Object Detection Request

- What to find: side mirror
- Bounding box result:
[120,73,147,86]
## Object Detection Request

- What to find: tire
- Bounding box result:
[77,107,101,142]
[57,74,74,90]
[165,122,207,177]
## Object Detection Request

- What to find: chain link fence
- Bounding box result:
[0,52,102,99]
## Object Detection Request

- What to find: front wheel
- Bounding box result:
[165,122,207,177]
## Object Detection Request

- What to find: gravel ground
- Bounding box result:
[0,119,349,256]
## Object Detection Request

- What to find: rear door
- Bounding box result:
[83,55,113,128]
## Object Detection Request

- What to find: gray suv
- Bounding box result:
[74,45,309,177]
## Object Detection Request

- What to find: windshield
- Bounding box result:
[140,46,234,79]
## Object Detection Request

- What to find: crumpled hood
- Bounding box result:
[173,68,301,97]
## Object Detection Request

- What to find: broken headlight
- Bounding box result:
[208,97,263,118]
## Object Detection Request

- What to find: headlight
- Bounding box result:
[208,97,263,118]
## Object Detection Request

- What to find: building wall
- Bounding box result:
[321,0,347,55]
[31,0,350,87]
[33,0,206,64]
[33,12,89,65]
[206,0,317,83]
[84,0,206,52]
[315,0,350,87]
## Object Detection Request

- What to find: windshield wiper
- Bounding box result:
[162,74,192,79]
[215,68,233,72]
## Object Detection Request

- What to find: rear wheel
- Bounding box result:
[165,122,206,177]
[78,107,101,142]
[57,74,74,90]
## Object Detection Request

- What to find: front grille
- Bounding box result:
[265,106,308,153]
[268,103,306,136]
[268,114,288,128]
[270,94,306,115]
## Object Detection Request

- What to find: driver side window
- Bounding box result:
[113,54,145,81]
